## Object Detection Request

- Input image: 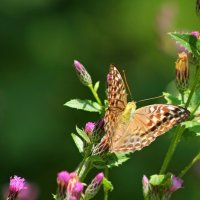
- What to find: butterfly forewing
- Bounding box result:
[110,104,190,152]
[104,65,127,144]
[92,65,127,155]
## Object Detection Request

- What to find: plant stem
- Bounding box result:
[104,167,109,200]
[178,152,200,178]
[159,125,185,174]
[79,159,93,181]
[191,101,200,116]
[88,84,103,106]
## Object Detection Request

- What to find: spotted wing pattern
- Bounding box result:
[92,65,127,154]
[110,104,190,152]
[104,64,127,144]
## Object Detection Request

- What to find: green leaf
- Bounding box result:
[94,81,100,92]
[76,126,91,143]
[107,153,130,168]
[163,92,181,105]
[71,133,84,153]
[182,121,200,136]
[102,177,114,192]
[169,32,200,56]
[64,99,102,113]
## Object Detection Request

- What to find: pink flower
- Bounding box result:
[7,176,27,200]
[170,176,183,192]
[9,176,26,193]
[56,171,70,198]
[85,122,95,135]
[69,182,84,200]
[191,31,200,38]
[57,171,70,185]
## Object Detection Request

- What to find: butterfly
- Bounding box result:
[93,65,190,154]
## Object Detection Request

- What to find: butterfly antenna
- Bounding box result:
[122,69,134,100]
[136,95,164,103]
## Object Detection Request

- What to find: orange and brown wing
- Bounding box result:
[110,104,190,153]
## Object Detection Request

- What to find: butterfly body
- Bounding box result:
[92,65,190,155]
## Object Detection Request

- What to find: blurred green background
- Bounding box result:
[0,0,200,199]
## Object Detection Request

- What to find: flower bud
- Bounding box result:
[142,175,150,197]
[84,122,95,136]
[73,60,92,86]
[175,52,189,92]
[84,172,104,200]
[7,176,27,200]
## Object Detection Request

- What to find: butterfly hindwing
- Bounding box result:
[110,104,190,152]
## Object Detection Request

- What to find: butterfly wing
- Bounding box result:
[92,65,127,155]
[110,104,190,153]
[104,65,127,143]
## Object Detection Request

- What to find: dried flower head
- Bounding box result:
[175,52,189,92]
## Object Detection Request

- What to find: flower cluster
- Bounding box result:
[142,174,183,200]
[57,171,83,200]
[56,170,104,200]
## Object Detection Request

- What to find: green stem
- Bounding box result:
[191,101,200,116]
[88,84,102,106]
[159,125,185,174]
[178,152,200,178]
[79,159,93,181]
[104,167,109,200]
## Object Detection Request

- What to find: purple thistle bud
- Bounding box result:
[84,172,104,200]
[175,52,189,93]
[85,122,95,135]
[7,176,27,200]
[73,60,92,86]
[169,176,183,192]
[142,175,150,196]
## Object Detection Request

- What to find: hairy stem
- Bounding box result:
[179,152,200,178]
[104,167,109,200]
[88,84,102,106]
